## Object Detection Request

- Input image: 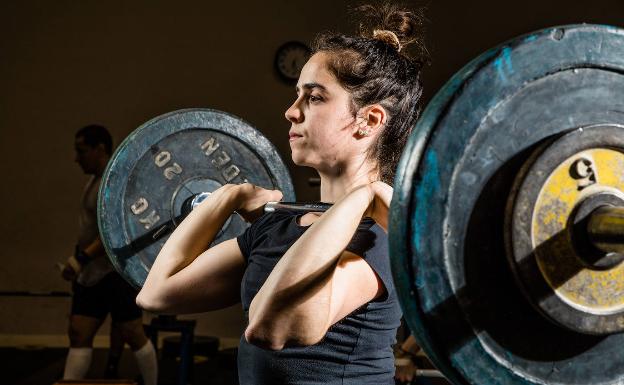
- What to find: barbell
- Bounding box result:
[98,108,296,288]
[98,24,624,385]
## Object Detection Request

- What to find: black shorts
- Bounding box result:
[71,272,142,322]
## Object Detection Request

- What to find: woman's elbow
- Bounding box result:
[244,322,324,351]
[244,326,285,350]
[136,290,169,313]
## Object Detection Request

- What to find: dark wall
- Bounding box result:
[0,0,349,340]
[421,1,624,103]
[1,0,622,341]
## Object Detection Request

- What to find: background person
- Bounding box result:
[62,124,158,385]
[395,334,432,384]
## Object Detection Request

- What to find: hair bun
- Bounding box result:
[373,29,401,52]
[355,3,428,61]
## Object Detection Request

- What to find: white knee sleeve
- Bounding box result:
[134,340,158,385]
[63,347,93,379]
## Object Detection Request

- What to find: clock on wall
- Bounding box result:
[274,41,311,83]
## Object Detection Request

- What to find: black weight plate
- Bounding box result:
[99,109,295,289]
[390,25,624,385]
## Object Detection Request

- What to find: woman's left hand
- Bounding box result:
[364,181,393,232]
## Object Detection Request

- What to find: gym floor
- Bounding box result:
[3,345,449,385]
[2,346,239,385]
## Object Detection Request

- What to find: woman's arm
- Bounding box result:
[136,184,281,314]
[245,182,392,350]
[137,238,246,314]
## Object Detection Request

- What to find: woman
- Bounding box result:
[137,4,426,384]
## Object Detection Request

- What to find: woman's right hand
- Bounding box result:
[233,183,283,222]
[363,181,393,232]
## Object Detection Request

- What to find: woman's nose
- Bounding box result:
[285,100,303,124]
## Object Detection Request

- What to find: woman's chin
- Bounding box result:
[291,152,325,170]
[290,153,307,167]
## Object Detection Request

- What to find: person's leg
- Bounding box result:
[63,314,104,379]
[118,317,157,385]
[104,321,125,378]
[110,272,157,385]
[64,278,109,379]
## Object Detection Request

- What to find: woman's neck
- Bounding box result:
[318,162,378,203]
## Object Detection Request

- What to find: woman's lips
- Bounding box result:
[289,133,303,141]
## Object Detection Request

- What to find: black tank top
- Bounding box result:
[236,210,402,385]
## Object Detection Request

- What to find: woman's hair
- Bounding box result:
[312,3,428,184]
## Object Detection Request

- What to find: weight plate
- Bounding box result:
[99,109,295,289]
[390,25,624,384]
[507,125,624,335]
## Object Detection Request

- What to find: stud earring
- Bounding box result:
[357,129,369,136]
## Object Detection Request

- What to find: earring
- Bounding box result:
[358,129,369,136]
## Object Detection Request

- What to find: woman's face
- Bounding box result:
[285,52,360,173]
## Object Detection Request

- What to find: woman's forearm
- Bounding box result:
[246,186,373,349]
[140,185,239,292]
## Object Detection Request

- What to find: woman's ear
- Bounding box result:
[356,104,387,137]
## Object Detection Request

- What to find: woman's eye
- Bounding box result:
[309,95,323,103]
